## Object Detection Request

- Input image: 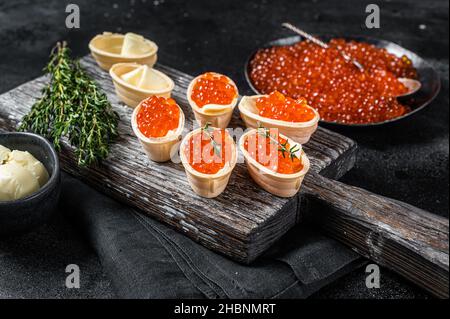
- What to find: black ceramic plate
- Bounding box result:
[244,35,441,127]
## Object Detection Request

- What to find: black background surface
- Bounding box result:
[0,0,447,298]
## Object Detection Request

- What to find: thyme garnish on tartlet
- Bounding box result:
[257,123,300,161]
[201,122,222,156]
[19,42,119,167]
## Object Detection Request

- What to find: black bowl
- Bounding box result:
[244,35,441,127]
[0,132,60,236]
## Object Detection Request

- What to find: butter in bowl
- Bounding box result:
[0,144,49,201]
[0,133,60,236]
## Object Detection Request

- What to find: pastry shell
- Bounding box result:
[239,129,310,198]
[180,128,237,198]
[238,95,320,144]
[89,32,158,71]
[187,73,239,129]
[131,99,185,162]
[110,63,175,108]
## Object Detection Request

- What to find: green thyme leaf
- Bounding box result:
[201,122,222,156]
[256,123,299,162]
[19,42,119,167]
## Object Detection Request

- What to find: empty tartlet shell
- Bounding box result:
[89,32,158,71]
[180,128,237,198]
[186,73,239,129]
[131,99,185,162]
[239,129,310,198]
[110,63,175,108]
[238,95,320,144]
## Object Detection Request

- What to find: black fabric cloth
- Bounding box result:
[61,173,363,299]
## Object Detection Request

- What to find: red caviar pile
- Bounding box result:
[249,39,418,124]
[191,72,237,108]
[256,91,316,122]
[137,96,180,138]
[185,129,232,174]
[244,132,303,174]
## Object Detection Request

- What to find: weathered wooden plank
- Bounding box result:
[2,56,447,298]
[303,172,449,298]
[160,63,449,298]
[0,56,357,263]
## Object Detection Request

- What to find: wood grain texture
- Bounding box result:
[1,56,447,298]
[303,172,449,298]
[0,56,357,263]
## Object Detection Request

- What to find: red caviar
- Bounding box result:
[256,91,316,122]
[184,129,232,174]
[191,72,237,107]
[249,39,418,124]
[244,132,303,174]
[137,96,180,138]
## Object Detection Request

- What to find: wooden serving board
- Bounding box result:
[0,56,448,298]
[0,56,356,261]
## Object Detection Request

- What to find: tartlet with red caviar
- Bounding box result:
[239,91,319,144]
[180,125,237,198]
[131,96,185,162]
[187,72,239,129]
[239,127,310,198]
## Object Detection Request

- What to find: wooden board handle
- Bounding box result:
[302,172,449,298]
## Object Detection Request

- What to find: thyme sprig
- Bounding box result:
[257,123,300,161]
[19,42,119,167]
[201,122,222,156]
